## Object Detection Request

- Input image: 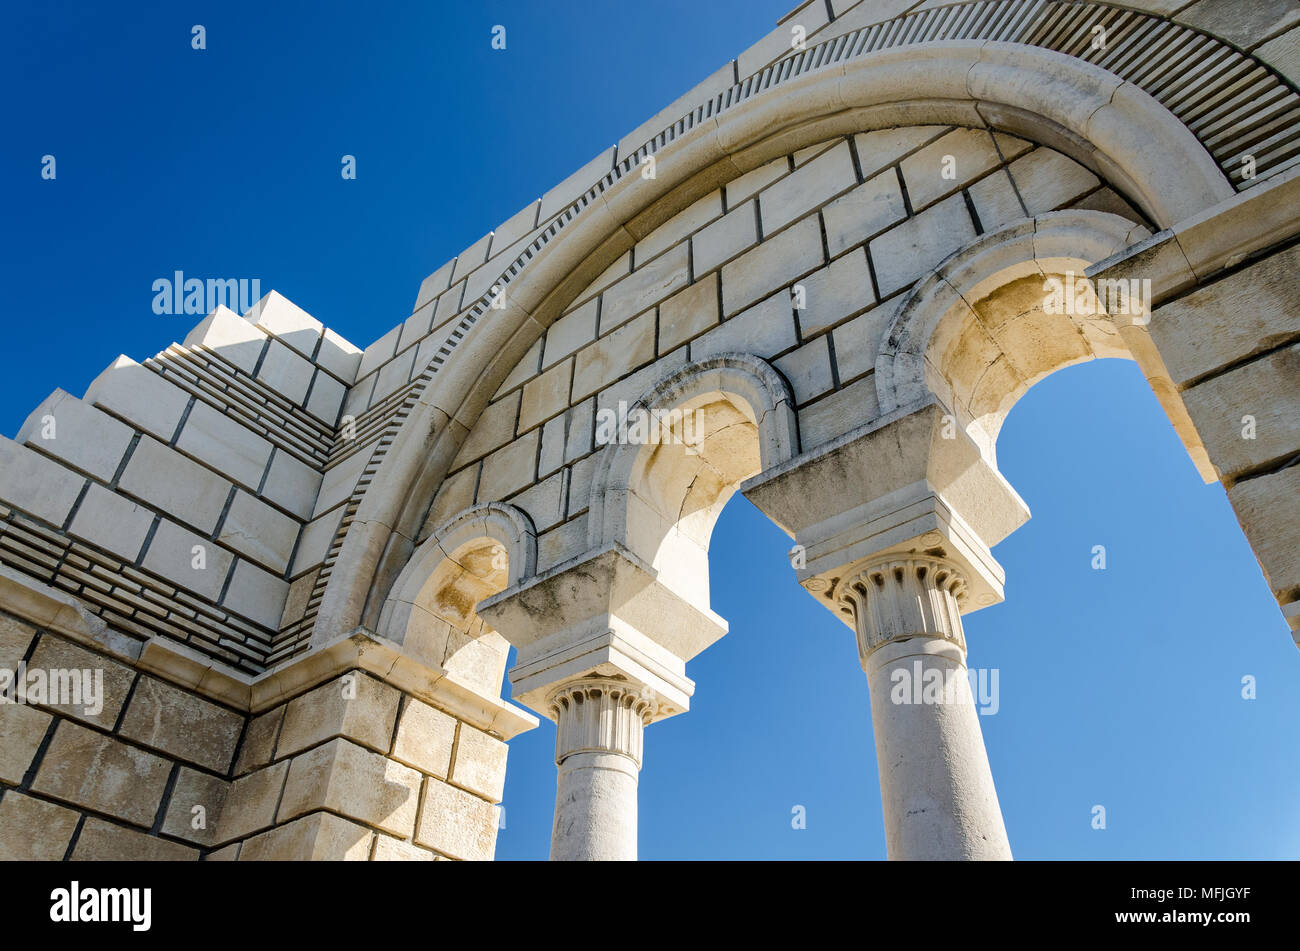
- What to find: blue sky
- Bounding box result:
[5,1,1297,860]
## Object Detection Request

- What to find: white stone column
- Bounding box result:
[548,678,652,861]
[839,555,1011,860]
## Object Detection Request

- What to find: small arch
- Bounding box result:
[874,210,1164,466]
[585,353,796,609]
[375,502,536,700]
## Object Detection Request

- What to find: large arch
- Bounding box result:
[319,40,1234,644]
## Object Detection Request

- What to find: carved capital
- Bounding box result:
[838,556,969,664]
[549,678,654,767]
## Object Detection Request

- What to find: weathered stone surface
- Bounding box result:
[822,169,908,258]
[218,491,299,575]
[32,721,171,827]
[900,128,1004,211]
[797,248,876,336]
[721,216,824,315]
[870,193,977,296]
[599,244,689,332]
[239,811,373,861]
[476,429,541,503]
[0,791,80,860]
[1227,465,1300,601]
[390,697,457,778]
[67,483,154,563]
[0,702,52,784]
[520,358,574,431]
[279,738,421,837]
[217,760,289,843]
[26,635,136,730]
[142,518,234,601]
[69,818,198,860]
[372,836,436,861]
[693,201,758,275]
[118,676,244,773]
[451,725,508,803]
[659,272,721,353]
[1181,345,1300,480]
[18,391,135,482]
[543,298,599,369]
[276,672,401,757]
[0,438,86,527]
[573,310,657,401]
[415,778,498,861]
[0,615,36,669]
[161,766,230,846]
[235,705,285,776]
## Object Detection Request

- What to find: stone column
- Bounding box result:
[839,554,1010,860]
[476,544,726,862]
[547,678,652,861]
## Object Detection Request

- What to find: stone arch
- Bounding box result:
[875,209,1151,462]
[320,39,1236,644]
[374,502,536,701]
[584,354,797,606]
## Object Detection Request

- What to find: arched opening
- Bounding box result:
[376,503,536,704]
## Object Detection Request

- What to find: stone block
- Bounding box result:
[415,778,498,861]
[543,298,599,369]
[32,721,171,827]
[305,370,347,425]
[1149,244,1300,386]
[833,300,899,381]
[692,201,758,276]
[0,437,87,528]
[693,292,799,363]
[599,244,689,333]
[511,470,568,533]
[119,676,243,773]
[760,140,857,234]
[493,339,542,398]
[775,335,835,404]
[118,435,230,535]
[635,190,723,263]
[160,767,230,846]
[853,126,947,179]
[451,725,508,804]
[426,465,478,532]
[900,128,1004,211]
[357,325,402,382]
[175,400,274,491]
[798,376,881,450]
[218,491,299,575]
[217,760,289,843]
[84,356,190,443]
[870,193,977,296]
[822,168,908,258]
[278,738,422,837]
[290,509,343,577]
[1007,148,1100,216]
[142,519,233,601]
[18,390,135,482]
[1176,0,1300,49]
[245,290,323,359]
[71,818,198,860]
[239,811,373,861]
[721,215,824,315]
[1181,345,1300,480]
[1227,466,1300,601]
[276,671,401,757]
[659,272,721,353]
[262,449,322,521]
[573,310,657,401]
[968,168,1026,231]
[372,836,436,861]
[453,392,520,466]
[221,559,290,630]
[476,430,541,502]
[26,635,137,730]
[182,305,268,374]
[256,339,315,405]
[725,156,789,207]
[0,702,52,784]
[797,247,876,336]
[520,358,574,431]
[318,328,364,382]
[67,483,154,563]
[0,615,36,669]
[235,705,285,776]
[0,791,80,860]
[390,697,456,779]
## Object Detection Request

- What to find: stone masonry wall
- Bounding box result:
[0,613,505,860]
[431,126,1141,575]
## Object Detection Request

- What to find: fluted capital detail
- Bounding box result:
[838,556,969,664]
[549,678,654,768]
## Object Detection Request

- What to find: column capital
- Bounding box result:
[837,554,969,666]
[742,400,1026,620]
[476,542,726,723]
[549,677,654,767]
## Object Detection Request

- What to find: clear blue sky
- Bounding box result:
[5,1,1297,860]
